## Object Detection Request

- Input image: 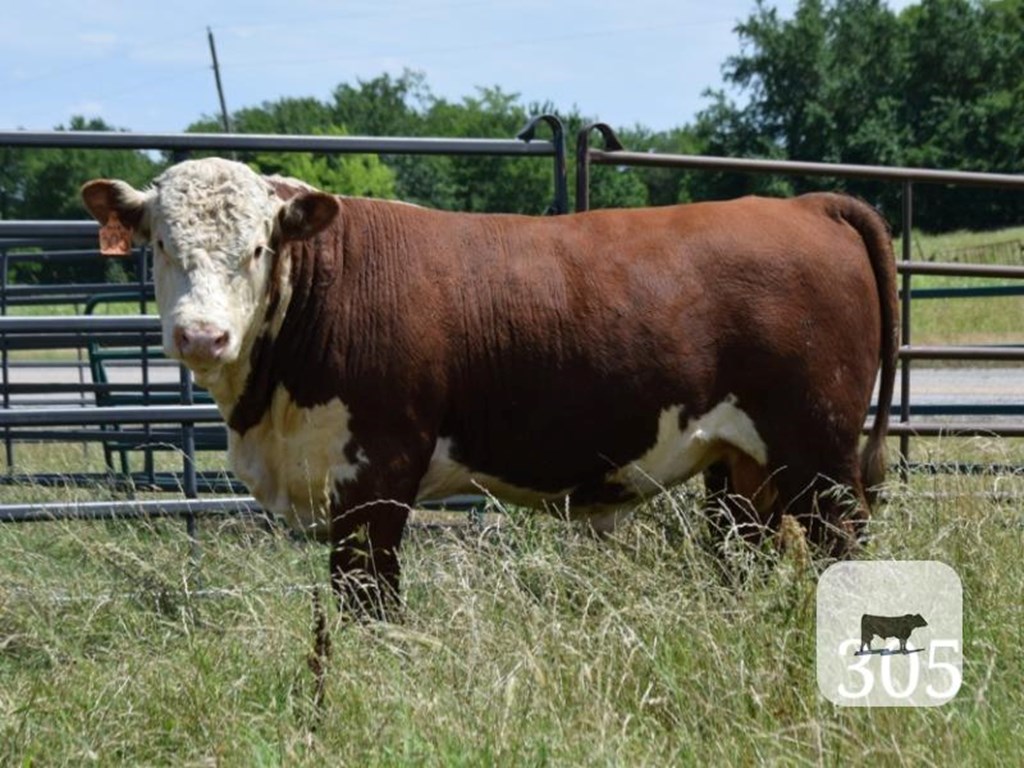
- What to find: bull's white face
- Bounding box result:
[82,158,339,393]
[148,159,280,375]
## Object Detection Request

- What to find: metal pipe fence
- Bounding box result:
[2,121,1023,530]
[0,117,568,216]
[0,497,259,524]
[0,121,567,527]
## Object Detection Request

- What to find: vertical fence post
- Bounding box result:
[515,115,569,215]
[899,181,913,480]
[575,128,592,213]
[180,364,200,562]
[138,245,156,483]
[551,125,568,216]
[1,247,11,470]
[574,123,625,213]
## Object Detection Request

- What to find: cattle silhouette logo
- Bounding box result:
[817,561,962,706]
[857,613,928,655]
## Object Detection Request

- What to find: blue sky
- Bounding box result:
[1,0,915,134]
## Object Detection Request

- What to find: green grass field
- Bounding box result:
[0,454,1021,766]
[897,227,1024,348]
[1,226,1022,765]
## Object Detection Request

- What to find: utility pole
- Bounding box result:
[207,27,232,133]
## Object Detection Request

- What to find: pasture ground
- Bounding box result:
[894,226,1024,349]
[0,436,1022,766]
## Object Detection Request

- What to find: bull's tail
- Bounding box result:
[834,196,899,506]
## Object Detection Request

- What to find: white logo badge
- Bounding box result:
[817,561,962,707]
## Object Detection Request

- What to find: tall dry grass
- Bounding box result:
[1,449,1021,765]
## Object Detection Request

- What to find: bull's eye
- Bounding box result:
[253,246,263,261]
[157,239,165,252]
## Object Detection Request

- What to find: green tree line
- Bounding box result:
[2,0,1022,284]
[698,0,1024,229]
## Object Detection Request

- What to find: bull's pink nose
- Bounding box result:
[173,324,230,363]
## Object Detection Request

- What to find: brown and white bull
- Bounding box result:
[82,157,897,616]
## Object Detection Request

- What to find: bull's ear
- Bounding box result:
[276,192,340,243]
[81,179,151,257]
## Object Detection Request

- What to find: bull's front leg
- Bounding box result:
[306,443,428,712]
[307,477,414,714]
[329,494,411,622]
[326,430,433,621]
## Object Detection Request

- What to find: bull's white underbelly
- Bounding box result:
[416,395,767,529]
[606,397,767,494]
[414,436,573,507]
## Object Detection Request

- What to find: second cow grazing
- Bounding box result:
[82,157,898,618]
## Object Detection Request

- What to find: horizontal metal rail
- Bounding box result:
[0,405,220,426]
[904,462,1024,476]
[882,404,1024,416]
[0,496,259,523]
[0,238,104,250]
[3,359,90,369]
[4,382,180,395]
[0,334,161,351]
[0,120,570,217]
[0,129,557,156]
[1,426,221,442]
[586,147,1024,190]
[1,400,93,410]
[883,422,1024,437]
[1,248,102,260]
[0,315,162,351]
[0,471,243,493]
[895,258,1024,304]
[0,314,158,332]
[0,221,98,240]
[908,286,1024,300]
[2,282,152,298]
[0,492,482,524]
[900,345,1024,361]
[897,262,1024,279]
[3,296,145,310]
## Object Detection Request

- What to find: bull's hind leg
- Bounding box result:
[704,461,755,547]
[703,448,778,550]
[771,454,869,558]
